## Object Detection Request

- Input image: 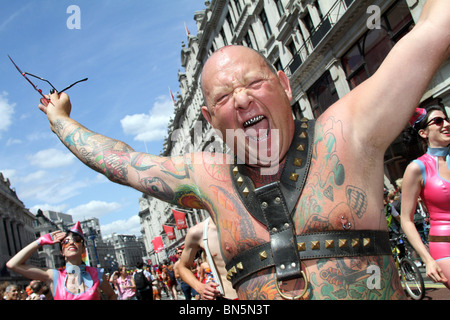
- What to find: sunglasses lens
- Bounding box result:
[434,117,444,125]
[427,117,447,127]
[62,235,83,246]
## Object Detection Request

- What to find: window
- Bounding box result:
[220,29,228,46]
[244,32,253,49]
[260,10,272,39]
[226,13,234,31]
[275,0,285,17]
[287,40,296,56]
[341,1,413,89]
[307,71,339,118]
[291,101,304,120]
[302,12,314,35]
[287,39,302,74]
[234,0,242,16]
[274,58,283,71]
[386,2,413,36]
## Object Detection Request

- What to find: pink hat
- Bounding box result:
[69,221,84,238]
[409,107,427,128]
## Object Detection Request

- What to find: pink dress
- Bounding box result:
[116,275,136,300]
[414,151,450,261]
[52,265,103,300]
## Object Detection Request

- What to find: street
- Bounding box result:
[406,266,450,300]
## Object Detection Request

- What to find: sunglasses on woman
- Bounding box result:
[426,116,449,127]
[62,234,84,246]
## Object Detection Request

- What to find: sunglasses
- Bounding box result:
[426,116,449,127]
[62,234,84,246]
[8,55,87,102]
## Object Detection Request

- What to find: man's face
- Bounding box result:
[201,46,295,168]
[6,286,20,300]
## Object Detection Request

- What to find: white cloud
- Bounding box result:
[100,215,141,237]
[120,95,174,142]
[19,175,86,204]
[28,148,75,168]
[66,200,122,220]
[0,92,15,137]
[6,138,22,146]
[21,170,47,183]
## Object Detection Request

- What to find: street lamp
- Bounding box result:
[88,227,100,267]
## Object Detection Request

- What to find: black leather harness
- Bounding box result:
[226,119,391,292]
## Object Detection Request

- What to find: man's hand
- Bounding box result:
[38,91,72,132]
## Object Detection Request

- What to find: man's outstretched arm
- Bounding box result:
[38,91,199,205]
[339,0,450,151]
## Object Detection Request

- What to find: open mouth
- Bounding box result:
[243,115,265,128]
[243,115,270,141]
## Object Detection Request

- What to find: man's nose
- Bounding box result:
[233,87,252,110]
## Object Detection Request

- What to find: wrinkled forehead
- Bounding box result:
[201,47,271,98]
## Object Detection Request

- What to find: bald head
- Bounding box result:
[201,46,277,108]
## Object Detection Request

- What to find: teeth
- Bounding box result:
[244,115,264,127]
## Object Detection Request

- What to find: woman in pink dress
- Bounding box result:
[401,106,450,289]
[112,266,137,300]
[6,222,116,300]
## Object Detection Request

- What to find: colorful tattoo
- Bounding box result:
[173,184,205,209]
[140,176,174,202]
[309,256,404,300]
[295,117,368,232]
[208,185,266,260]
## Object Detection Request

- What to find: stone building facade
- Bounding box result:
[0,172,38,286]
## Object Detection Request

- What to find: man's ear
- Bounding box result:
[277,70,292,101]
[201,106,213,125]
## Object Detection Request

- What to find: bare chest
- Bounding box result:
[199,119,382,261]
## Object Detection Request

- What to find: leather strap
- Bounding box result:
[428,235,450,242]
[229,119,315,282]
[230,118,315,226]
[226,230,391,288]
[255,182,302,282]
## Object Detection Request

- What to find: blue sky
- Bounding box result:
[0,0,206,236]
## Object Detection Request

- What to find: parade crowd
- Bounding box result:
[2,246,216,301]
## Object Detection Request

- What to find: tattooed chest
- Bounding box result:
[292,118,369,233]
[205,184,268,261]
[294,177,368,233]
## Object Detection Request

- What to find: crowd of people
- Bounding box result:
[1,280,51,300]
[2,243,225,301]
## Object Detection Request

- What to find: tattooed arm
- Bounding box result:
[38,91,200,206]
